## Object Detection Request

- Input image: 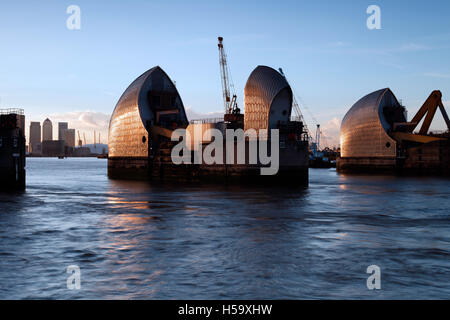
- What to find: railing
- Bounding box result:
[290,115,304,122]
[0,108,24,115]
[189,117,224,124]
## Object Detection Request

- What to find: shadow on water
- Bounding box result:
[0,191,27,214]
[107,178,309,199]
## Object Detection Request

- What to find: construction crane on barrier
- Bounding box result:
[405,90,450,134]
[296,92,328,149]
[278,67,330,149]
[218,37,240,115]
[278,68,312,142]
[391,90,450,144]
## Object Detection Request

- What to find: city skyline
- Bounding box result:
[26,117,106,146]
[1,0,450,147]
[27,117,104,155]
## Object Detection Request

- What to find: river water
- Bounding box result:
[0,158,449,299]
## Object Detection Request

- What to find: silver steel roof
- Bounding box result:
[340,88,400,158]
[108,66,187,158]
[244,65,292,131]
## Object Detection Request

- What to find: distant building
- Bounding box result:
[42,118,53,141]
[30,143,42,155]
[64,129,76,147]
[58,122,68,141]
[73,147,91,157]
[42,140,65,157]
[29,121,41,154]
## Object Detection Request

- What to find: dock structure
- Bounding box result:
[337,88,450,175]
[0,109,26,190]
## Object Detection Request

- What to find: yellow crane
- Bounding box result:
[407,90,450,135]
[391,90,450,144]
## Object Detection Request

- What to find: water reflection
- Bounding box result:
[0,159,449,299]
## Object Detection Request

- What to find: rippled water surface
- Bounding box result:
[0,158,449,299]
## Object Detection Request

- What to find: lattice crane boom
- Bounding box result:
[77,130,82,147]
[278,68,313,142]
[218,37,238,114]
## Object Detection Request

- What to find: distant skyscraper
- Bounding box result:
[58,122,68,141]
[29,122,41,154]
[42,118,53,141]
[29,122,41,144]
[64,129,76,148]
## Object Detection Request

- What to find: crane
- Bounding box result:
[83,132,86,146]
[406,90,450,135]
[315,124,320,152]
[77,130,82,147]
[391,90,450,144]
[278,68,312,141]
[277,67,329,149]
[295,93,330,149]
[218,36,239,115]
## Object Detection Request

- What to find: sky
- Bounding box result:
[1,0,450,147]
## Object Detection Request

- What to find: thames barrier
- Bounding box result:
[337,88,450,175]
[107,65,309,184]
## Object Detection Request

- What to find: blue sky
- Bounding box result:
[1,0,450,146]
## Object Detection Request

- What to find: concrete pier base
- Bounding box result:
[109,158,308,185]
[337,157,397,174]
[337,139,450,176]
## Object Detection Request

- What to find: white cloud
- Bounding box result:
[49,110,110,128]
[394,43,430,52]
[40,111,111,144]
[328,41,348,47]
[28,107,227,144]
[337,42,431,56]
[320,117,341,148]
[378,61,405,70]
[423,72,450,79]
[185,106,223,121]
